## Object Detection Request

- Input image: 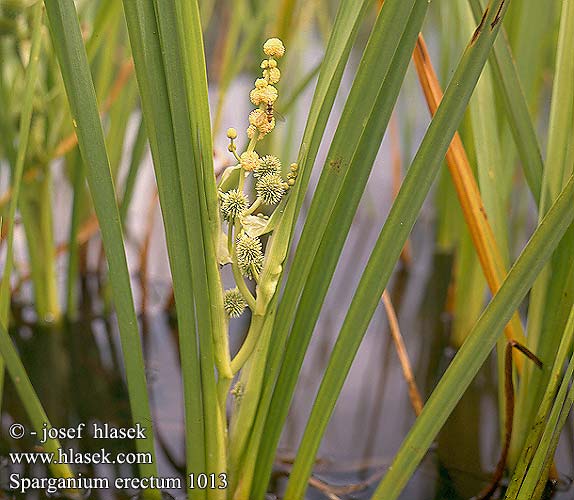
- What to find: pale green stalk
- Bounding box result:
[152,5,227,497]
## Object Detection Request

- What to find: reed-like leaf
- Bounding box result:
[265,2,430,497]
[43,0,159,493]
[514,0,574,465]
[283,0,513,495]
[153,3,227,496]
[412,33,527,354]
[174,2,232,396]
[120,2,208,498]
[468,0,544,204]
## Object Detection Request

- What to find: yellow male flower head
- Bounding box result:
[250,82,278,106]
[263,67,281,84]
[240,151,259,171]
[249,109,275,137]
[263,38,285,59]
[249,108,266,127]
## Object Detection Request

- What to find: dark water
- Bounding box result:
[1,254,573,500]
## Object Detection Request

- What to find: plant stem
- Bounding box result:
[231,313,264,375]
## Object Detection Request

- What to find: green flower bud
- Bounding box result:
[231,381,244,400]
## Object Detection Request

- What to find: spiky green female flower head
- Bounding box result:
[256,173,287,205]
[263,38,285,59]
[236,233,263,279]
[254,155,281,178]
[223,288,247,318]
[220,189,248,221]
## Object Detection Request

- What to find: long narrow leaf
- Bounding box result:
[284,0,512,496]
[515,0,574,463]
[120,2,207,498]
[468,0,544,203]
[267,3,430,497]
[43,0,159,493]
[152,3,227,496]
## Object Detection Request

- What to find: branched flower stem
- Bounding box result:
[243,197,263,216]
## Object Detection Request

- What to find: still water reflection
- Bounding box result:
[1,257,572,499]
